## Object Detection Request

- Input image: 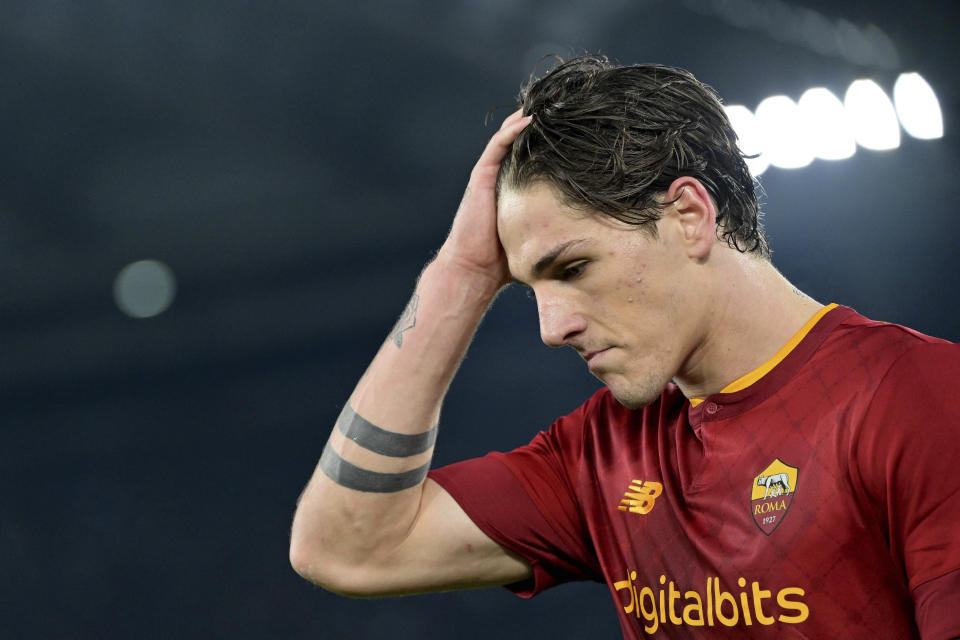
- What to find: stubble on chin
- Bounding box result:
[604,370,672,410]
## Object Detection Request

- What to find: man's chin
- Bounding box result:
[594,368,672,410]
[607,384,663,410]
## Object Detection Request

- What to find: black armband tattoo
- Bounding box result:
[335,404,437,457]
[319,441,429,493]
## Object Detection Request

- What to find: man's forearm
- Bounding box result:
[349,255,500,435]
[289,255,499,589]
[291,109,532,595]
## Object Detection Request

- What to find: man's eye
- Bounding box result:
[560,262,587,281]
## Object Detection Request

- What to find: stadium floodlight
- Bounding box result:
[893,72,943,140]
[844,79,900,151]
[754,95,814,169]
[724,74,939,174]
[797,88,856,160]
[724,104,770,177]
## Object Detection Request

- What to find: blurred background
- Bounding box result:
[2,0,957,637]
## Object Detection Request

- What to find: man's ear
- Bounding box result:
[665,177,717,260]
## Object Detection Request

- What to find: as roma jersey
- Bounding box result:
[430,306,960,639]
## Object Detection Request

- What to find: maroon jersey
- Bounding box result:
[430,306,960,639]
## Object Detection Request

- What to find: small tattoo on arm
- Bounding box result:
[390,293,419,348]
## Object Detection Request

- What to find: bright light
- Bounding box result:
[893,72,943,139]
[724,74,939,174]
[114,259,177,318]
[754,95,814,169]
[797,88,856,160]
[724,105,769,176]
[844,79,900,151]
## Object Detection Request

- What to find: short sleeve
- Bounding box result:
[854,341,960,638]
[428,397,602,597]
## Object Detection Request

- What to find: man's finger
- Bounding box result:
[499,108,526,130]
[478,115,533,167]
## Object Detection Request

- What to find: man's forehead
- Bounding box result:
[498,183,560,218]
[498,183,585,237]
[499,184,566,238]
[498,186,599,284]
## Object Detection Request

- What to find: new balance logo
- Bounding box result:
[617,480,663,515]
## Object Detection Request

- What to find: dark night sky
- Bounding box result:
[2,1,957,638]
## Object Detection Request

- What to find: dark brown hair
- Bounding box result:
[497,54,770,258]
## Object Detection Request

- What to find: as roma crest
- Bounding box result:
[751,459,798,535]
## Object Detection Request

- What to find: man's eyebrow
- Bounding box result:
[526,239,589,281]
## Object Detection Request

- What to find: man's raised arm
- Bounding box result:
[289,111,533,597]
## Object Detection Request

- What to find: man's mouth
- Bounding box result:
[583,348,611,367]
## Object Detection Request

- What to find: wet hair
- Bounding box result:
[497,54,770,258]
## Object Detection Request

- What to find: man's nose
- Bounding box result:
[537,296,586,348]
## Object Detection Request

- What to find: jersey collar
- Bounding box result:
[687,304,855,425]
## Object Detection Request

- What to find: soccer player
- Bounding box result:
[289,55,960,638]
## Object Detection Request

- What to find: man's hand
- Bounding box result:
[437,110,533,290]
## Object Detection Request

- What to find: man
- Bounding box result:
[289,55,960,638]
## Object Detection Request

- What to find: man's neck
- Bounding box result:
[674,254,824,400]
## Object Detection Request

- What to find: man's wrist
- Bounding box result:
[424,251,505,305]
